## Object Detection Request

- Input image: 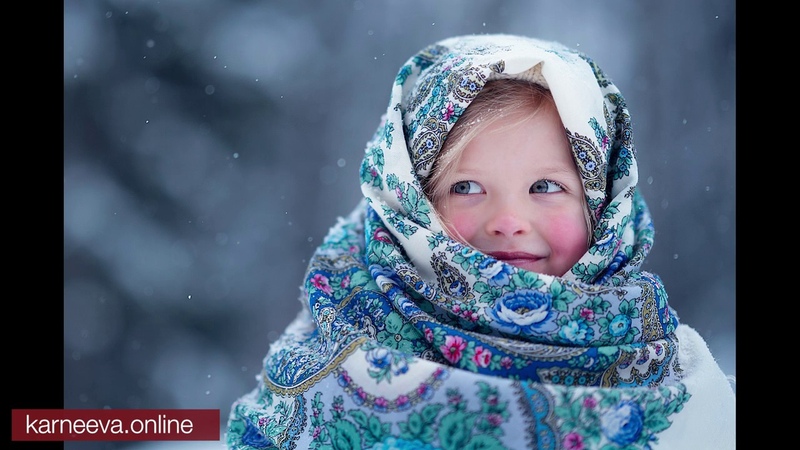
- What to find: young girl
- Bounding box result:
[226,34,736,449]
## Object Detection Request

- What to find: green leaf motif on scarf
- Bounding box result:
[383,122,394,149]
[396,64,413,86]
[360,151,384,190]
[349,270,375,291]
[587,195,604,220]
[263,390,275,408]
[380,204,419,239]
[386,174,431,227]
[571,261,604,283]
[473,281,491,295]
[438,411,475,449]
[349,410,391,448]
[549,280,578,312]
[373,311,426,358]
[589,117,609,152]
[366,225,397,261]
[602,201,621,221]
[328,418,361,450]
[576,295,612,319]
[607,105,634,182]
[450,247,480,274]
[370,145,385,173]
[588,203,621,259]
[426,232,449,250]
[509,270,544,291]
[475,381,509,425]
[399,406,441,443]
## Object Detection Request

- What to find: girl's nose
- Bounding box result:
[484,204,532,237]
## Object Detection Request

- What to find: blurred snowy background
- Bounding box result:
[64,1,735,448]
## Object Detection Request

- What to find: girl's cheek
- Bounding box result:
[445,212,479,243]
[546,214,589,253]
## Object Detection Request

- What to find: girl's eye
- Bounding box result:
[451,180,483,195]
[530,179,563,194]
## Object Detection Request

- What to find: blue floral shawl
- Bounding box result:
[226,34,735,450]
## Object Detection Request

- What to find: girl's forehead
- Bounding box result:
[461,110,575,167]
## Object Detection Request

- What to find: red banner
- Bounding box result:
[11,409,221,441]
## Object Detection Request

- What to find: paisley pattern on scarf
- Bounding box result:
[226,34,733,449]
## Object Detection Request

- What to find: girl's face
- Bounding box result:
[434,102,589,277]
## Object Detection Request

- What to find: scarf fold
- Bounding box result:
[227,34,735,450]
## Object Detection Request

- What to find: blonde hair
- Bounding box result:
[422,79,593,245]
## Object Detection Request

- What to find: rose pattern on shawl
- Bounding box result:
[366,347,392,370]
[440,335,468,364]
[563,431,585,450]
[472,346,492,368]
[364,345,411,383]
[477,259,513,287]
[310,273,333,295]
[600,400,644,445]
[488,289,558,336]
[559,319,595,346]
[608,313,632,337]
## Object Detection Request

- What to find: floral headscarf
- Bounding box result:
[226,34,735,450]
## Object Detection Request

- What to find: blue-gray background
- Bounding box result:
[64,1,735,448]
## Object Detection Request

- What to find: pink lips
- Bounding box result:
[488,251,542,265]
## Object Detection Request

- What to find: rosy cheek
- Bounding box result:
[444,212,479,244]
[546,216,589,255]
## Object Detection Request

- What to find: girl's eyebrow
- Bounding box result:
[537,166,581,176]
[529,162,575,171]
[453,164,576,176]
